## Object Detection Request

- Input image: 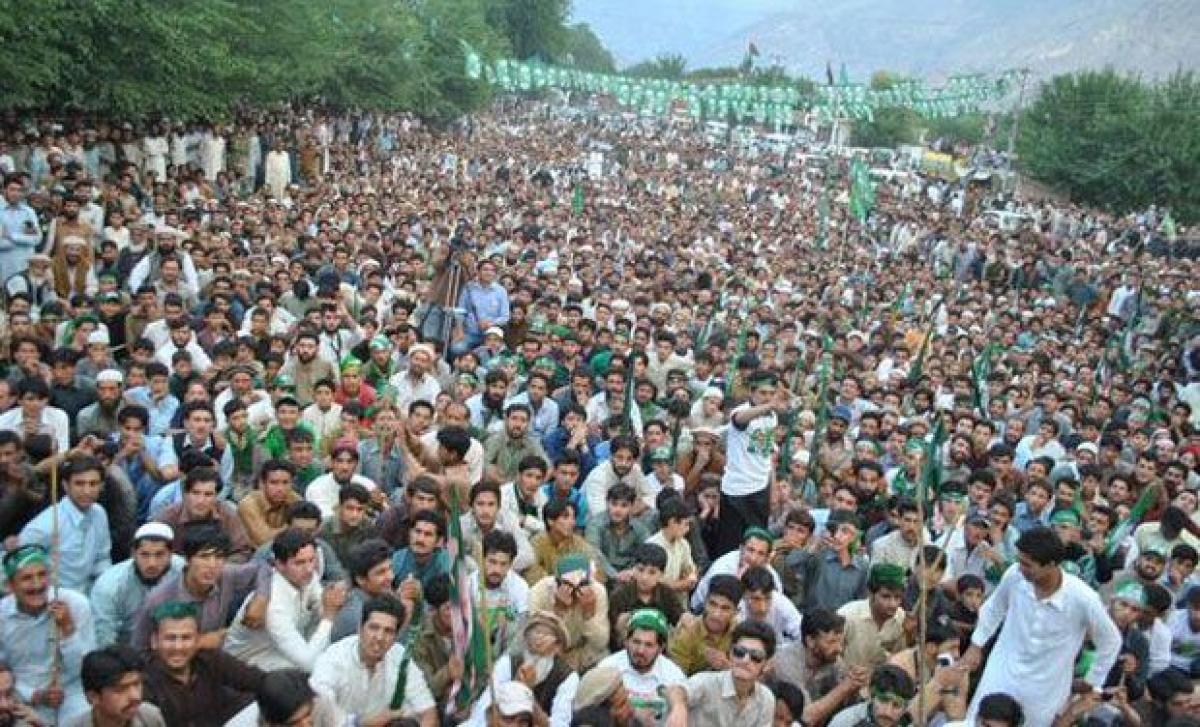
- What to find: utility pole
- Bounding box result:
[1006,69,1030,197]
[1006,68,1030,158]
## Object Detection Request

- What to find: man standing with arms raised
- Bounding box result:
[958,527,1121,726]
[717,370,789,555]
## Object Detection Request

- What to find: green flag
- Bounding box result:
[572,185,585,216]
[920,415,948,505]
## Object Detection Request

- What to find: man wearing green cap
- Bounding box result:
[837,563,908,672]
[527,549,610,672]
[593,608,689,727]
[1101,580,1151,701]
[0,543,97,723]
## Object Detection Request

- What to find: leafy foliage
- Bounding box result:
[1018,69,1200,223]
[561,22,616,72]
[626,54,688,80]
[0,0,558,122]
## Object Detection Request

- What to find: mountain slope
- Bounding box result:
[572,0,1198,80]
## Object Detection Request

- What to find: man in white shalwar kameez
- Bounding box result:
[264,142,291,199]
[201,127,226,181]
[959,527,1121,727]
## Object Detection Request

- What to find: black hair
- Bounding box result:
[542,497,575,526]
[271,527,316,563]
[339,483,371,506]
[956,573,986,595]
[609,434,640,458]
[1172,543,1199,565]
[255,669,316,725]
[182,525,231,559]
[707,574,743,605]
[871,664,917,700]
[287,501,322,524]
[348,538,393,584]
[259,459,296,482]
[81,644,144,693]
[482,529,518,562]
[977,693,1024,725]
[519,455,549,474]
[657,496,692,527]
[183,466,220,493]
[741,565,775,594]
[801,608,845,644]
[732,618,777,659]
[606,482,636,504]
[765,679,806,724]
[634,543,668,571]
[361,593,407,628]
[117,404,150,428]
[424,573,452,608]
[1015,526,1067,566]
[469,480,501,504]
[411,509,447,539]
[1144,583,1173,615]
[435,426,471,458]
[15,377,50,400]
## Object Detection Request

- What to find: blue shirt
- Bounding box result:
[115,434,179,524]
[125,386,180,436]
[0,201,41,251]
[90,554,186,647]
[391,548,452,592]
[19,499,112,594]
[0,588,95,723]
[1013,501,1052,534]
[506,392,559,441]
[541,426,597,478]
[539,483,589,529]
[458,281,510,337]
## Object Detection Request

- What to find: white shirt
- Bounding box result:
[463,654,578,727]
[722,404,777,496]
[967,565,1121,727]
[420,428,484,486]
[738,593,803,645]
[0,405,70,454]
[388,370,442,417]
[305,473,379,519]
[224,571,333,672]
[155,338,212,374]
[499,481,548,538]
[302,403,343,444]
[691,550,782,612]
[310,635,435,718]
[595,650,687,724]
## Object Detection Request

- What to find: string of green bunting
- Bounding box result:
[463,44,1023,123]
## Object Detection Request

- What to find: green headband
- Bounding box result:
[872,688,909,707]
[869,563,907,591]
[628,608,669,639]
[743,526,776,546]
[1114,581,1148,608]
[1050,509,1081,528]
[3,545,49,579]
[556,553,590,578]
[152,600,200,625]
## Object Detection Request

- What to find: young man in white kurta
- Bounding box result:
[717,372,787,555]
[963,553,1121,727]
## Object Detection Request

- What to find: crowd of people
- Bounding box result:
[0,99,1196,727]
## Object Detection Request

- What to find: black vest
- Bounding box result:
[510,653,572,716]
[173,432,225,468]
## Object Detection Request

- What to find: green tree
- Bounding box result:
[1018,70,1200,223]
[626,53,687,79]
[851,71,921,147]
[486,0,569,60]
[560,22,615,72]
